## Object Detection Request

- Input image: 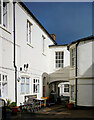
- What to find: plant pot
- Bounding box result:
[67,103,74,109]
[11,107,19,115]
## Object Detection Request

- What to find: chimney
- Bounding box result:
[50,34,55,41]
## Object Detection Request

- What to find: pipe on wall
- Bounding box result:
[13,2,17,104]
[75,42,79,106]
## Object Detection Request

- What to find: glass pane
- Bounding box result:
[33,84,35,93]
[26,84,29,94]
[33,79,35,83]
[27,22,28,42]
[26,78,29,83]
[21,77,25,83]
[5,75,7,81]
[2,82,8,97]
[21,84,25,94]
[3,2,7,27]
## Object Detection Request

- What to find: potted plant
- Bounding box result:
[66,102,74,109]
[10,102,19,115]
[6,99,12,117]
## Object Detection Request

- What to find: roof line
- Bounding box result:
[68,35,94,47]
[49,44,67,47]
[18,2,57,45]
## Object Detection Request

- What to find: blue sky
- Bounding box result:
[24,2,92,45]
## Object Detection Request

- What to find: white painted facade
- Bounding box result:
[68,39,94,106]
[0,1,70,106]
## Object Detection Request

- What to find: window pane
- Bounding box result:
[3,2,7,27]
[2,82,8,97]
[33,84,35,93]
[27,22,28,42]
[26,78,29,83]
[21,84,25,94]
[21,77,25,83]
[26,84,29,94]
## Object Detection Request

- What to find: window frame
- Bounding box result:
[55,51,64,68]
[71,48,76,67]
[0,0,9,29]
[33,78,39,93]
[64,84,69,93]
[27,20,33,45]
[20,77,30,94]
[0,73,8,98]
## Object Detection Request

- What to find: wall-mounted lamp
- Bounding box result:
[24,63,29,71]
[17,77,20,82]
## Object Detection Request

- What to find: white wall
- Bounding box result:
[49,45,70,73]
[69,40,94,106]
[15,3,55,105]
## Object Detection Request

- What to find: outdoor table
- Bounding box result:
[34,98,45,108]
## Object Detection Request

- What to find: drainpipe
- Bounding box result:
[13,2,17,104]
[75,42,79,107]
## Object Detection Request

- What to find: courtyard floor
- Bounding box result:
[7,104,94,120]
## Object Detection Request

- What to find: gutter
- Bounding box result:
[75,42,79,106]
[13,2,17,104]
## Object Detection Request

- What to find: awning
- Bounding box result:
[49,66,70,84]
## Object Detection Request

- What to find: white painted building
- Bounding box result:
[0,1,70,105]
[1,1,93,107]
[68,36,94,107]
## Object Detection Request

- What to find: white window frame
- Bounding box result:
[55,51,64,68]
[27,20,32,44]
[71,48,76,67]
[21,77,30,94]
[0,0,9,28]
[33,78,39,93]
[64,84,69,93]
[0,73,8,98]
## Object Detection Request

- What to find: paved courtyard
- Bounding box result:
[7,104,94,120]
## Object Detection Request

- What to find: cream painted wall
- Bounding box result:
[49,46,70,73]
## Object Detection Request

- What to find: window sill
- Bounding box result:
[0,25,11,34]
[27,43,34,48]
[42,53,46,56]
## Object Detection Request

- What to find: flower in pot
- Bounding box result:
[10,102,19,115]
[67,102,74,109]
